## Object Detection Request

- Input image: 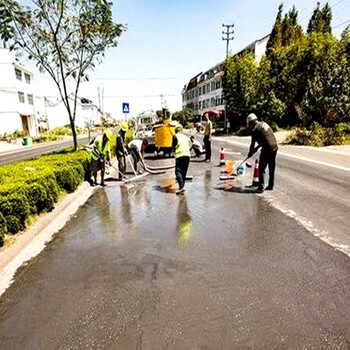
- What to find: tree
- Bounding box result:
[307,2,332,34]
[172,104,194,125]
[223,53,260,130]
[301,33,350,126]
[281,6,304,46]
[0,0,124,150]
[266,3,283,57]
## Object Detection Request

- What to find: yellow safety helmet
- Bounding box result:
[175,124,183,133]
[103,128,113,141]
[120,122,128,132]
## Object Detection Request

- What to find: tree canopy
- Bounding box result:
[0,0,124,150]
[223,2,350,133]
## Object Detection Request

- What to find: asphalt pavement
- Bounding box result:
[0,138,349,349]
[0,136,91,165]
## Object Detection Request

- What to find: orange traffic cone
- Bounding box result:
[219,147,225,166]
[252,159,260,186]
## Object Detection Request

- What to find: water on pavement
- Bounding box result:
[0,156,350,349]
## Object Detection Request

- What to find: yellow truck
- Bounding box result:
[153,118,178,157]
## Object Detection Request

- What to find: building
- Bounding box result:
[181,34,270,122]
[0,49,38,137]
[34,96,103,131]
[182,62,225,122]
[0,49,103,136]
[235,34,270,62]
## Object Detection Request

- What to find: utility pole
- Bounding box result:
[222,23,234,58]
[222,23,234,133]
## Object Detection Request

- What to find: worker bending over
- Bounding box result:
[90,129,113,186]
[173,125,191,195]
[246,113,278,193]
[128,139,148,173]
[190,136,204,158]
[116,122,128,180]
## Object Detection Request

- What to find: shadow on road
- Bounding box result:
[215,184,260,194]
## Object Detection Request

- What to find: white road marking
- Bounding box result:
[215,138,350,172]
[263,195,350,257]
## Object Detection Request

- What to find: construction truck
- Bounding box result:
[153,109,178,158]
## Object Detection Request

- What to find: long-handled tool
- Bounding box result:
[109,164,139,185]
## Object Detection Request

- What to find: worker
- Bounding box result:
[202,113,212,163]
[246,113,278,193]
[116,122,128,180]
[128,138,149,173]
[190,136,204,158]
[173,124,191,194]
[90,129,113,186]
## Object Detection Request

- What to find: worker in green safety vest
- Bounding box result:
[90,129,113,186]
[172,124,191,195]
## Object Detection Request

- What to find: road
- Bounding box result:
[0,136,349,348]
[0,136,90,165]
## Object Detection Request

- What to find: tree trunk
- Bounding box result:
[69,118,78,151]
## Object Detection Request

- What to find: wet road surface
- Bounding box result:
[1,144,350,349]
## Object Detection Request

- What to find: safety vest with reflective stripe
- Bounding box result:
[175,133,190,159]
[91,135,110,161]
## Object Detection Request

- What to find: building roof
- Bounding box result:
[234,34,270,57]
[182,33,270,93]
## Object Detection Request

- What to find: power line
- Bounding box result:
[333,19,350,29]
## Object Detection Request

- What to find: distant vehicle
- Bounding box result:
[135,112,158,152]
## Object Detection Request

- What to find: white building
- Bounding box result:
[235,34,269,63]
[0,49,103,136]
[182,34,270,122]
[182,62,225,121]
[35,96,103,131]
[0,49,38,137]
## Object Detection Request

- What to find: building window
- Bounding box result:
[211,98,215,107]
[25,73,31,84]
[199,101,202,109]
[18,91,25,103]
[195,89,198,97]
[216,81,221,89]
[202,86,205,94]
[27,94,34,105]
[199,87,202,95]
[211,82,215,91]
[15,68,22,81]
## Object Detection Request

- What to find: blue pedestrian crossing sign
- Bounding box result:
[122,103,130,114]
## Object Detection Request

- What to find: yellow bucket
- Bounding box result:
[225,160,235,173]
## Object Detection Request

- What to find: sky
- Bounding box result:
[21,0,350,120]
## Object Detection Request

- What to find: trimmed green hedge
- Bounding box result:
[0,150,90,243]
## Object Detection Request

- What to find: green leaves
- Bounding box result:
[223,2,350,133]
[0,0,124,150]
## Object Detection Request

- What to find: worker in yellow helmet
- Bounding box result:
[173,124,191,194]
[90,129,113,186]
[116,122,128,180]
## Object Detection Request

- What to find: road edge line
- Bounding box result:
[215,137,350,172]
